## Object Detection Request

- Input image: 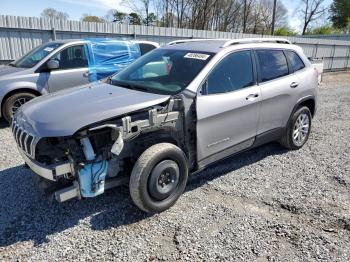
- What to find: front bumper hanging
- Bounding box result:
[19,148,73,181]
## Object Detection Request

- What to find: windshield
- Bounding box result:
[111,48,214,95]
[11,42,63,68]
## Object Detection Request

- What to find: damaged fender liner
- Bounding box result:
[88,100,180,156]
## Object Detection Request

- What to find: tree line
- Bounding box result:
[40,0,350,35]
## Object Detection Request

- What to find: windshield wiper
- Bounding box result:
[8,63,16,67]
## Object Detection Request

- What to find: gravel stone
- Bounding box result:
[0,72,349,261]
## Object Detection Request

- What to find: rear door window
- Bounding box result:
[256,50,289,82]
[285,50,305,72]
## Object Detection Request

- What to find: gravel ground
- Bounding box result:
[0,72,350,261]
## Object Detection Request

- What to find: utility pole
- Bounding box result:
[243,0,247,33]
[271,0,277,35]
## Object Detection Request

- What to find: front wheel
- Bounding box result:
[280,106,312,150]
[2,92,37,123]
[129,143,188,213]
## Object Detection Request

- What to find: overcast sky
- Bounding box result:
[1,0,334,31]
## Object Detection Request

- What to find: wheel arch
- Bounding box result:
[291,96,316,119]
[123,129,188,169]
[1,88,42,118]
[297,97,316,117]
[131,129,184,155]
[282,96,316,131]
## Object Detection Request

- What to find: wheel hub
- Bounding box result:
[293,113,310,146]
[148,160,180,201]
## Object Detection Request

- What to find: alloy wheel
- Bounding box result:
[292,113,310,146]
[11,97,32,115]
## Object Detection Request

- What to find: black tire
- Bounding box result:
[129,143,188,213]
[2,92,37,123]
[280,106,312,150]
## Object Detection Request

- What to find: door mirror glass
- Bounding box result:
[46,59,59,70]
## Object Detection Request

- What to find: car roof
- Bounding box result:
[162,38,297,54]
[162,40,228,53]
[49,39,159,46]
[48,39,84,45]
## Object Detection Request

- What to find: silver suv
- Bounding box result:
[12,38,318,213]
[0,39,159,122]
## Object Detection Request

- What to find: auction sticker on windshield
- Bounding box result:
[184,53,210,60]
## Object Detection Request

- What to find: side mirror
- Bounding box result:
[46,59,59,70]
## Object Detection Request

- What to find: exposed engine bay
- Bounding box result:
[27,93,196,202]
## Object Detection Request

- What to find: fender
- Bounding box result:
[283,95,316,130]
[0,81,48,118]
[293,95,316,116]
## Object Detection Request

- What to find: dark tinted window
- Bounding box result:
[51,45,88,70]
[139,43,157,55]
[286,50,305,72]
[206,51,254,94]
[256,50,288,82]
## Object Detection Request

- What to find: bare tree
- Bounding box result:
[123,0,153,25]
[41,8,69,20]
[242,0,255,33]
[170,0,190,28]
[257,0,288,34]
[117,0,289,34]
[104,9,128,23]
[300,0,327,35]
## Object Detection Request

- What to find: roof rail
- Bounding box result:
[167,37,291,47]
[167,38,228,45]
[221,38,291,47]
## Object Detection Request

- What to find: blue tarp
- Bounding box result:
[84,38,141,81]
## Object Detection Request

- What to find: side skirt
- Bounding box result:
[252,127,283,148]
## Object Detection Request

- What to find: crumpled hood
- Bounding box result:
[0,65,27,79]
[17,82,170,137]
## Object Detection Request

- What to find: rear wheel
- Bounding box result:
[2,92,37,122]
[129,143,188,213]
[280,106,312,150]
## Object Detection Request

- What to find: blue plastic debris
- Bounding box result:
[84,38,141,81]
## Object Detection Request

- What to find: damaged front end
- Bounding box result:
[12,98,183,202]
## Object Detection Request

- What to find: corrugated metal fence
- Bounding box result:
[301,34,350,41]
[1,15,350,71]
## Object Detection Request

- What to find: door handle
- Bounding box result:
[290,82,299,88]
[246,93,259,101]
[83,72,90,78]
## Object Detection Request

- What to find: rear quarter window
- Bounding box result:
[256,50,289,82]
[285,50,305,72]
